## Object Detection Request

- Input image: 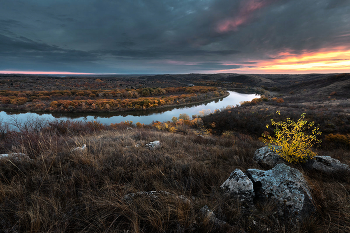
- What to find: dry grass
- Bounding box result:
[0,118,349,232]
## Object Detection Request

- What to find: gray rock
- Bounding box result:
[146,140,161,150]
[246,163,315,220]
[304,155,350,175]
[71,144,87,152]
[123,191,191,204]
[253,146,284,169]
[220,169,254,202]
[0,153,30,160]
[254,146,350,176]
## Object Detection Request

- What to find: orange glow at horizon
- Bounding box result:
[218,48,350,74]
[0,71,95,75]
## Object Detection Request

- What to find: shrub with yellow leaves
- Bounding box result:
[263,112,322,164]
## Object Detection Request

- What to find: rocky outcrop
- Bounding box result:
[220,163,315,222]
[122,147,349,227]
[220,169,254,202]
[304,155,350,175]
[254,146,350,176]
[253,146,284,169]
[246,163,315,220]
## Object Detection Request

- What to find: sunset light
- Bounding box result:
[0,71,95,75]
[0,1,350,231]
[1,0,349,74]
[217,0,268,33]
[217,48,350,74]
[259,49,350,72]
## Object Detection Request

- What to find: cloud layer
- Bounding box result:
[1,0,350,73]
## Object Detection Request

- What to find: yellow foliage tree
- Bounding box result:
[263,112,322,164]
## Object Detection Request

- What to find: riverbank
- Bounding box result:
[0,91,258,127]
[0,87,228,114]
[0,90,229,114]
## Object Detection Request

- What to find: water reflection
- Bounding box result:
[0,91,258,126]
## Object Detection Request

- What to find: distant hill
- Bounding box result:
[284,73,350,98]
[220,74,276,86]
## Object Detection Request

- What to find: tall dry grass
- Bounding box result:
[0,118,349,232]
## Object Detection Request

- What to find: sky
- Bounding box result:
[0,0,350,74]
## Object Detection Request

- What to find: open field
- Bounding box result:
[0,73,349,232]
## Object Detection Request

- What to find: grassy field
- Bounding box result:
[0,73,349,232]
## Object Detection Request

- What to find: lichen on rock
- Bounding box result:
[220,168,254,202]
[246,163,315,220]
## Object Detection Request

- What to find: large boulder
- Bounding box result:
[253,146,284,169]
[246,163,315,221]
[220,169,254,202]
[304,155,350,175]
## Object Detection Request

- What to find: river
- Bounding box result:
[0,91,258,127]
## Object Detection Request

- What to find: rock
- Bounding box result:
[220,169,254,202]
[253,146,284,169]
[146,140,161,150]
[0,153,30,160]
[254,145,350,175]
[304,155,350,175]
[71,144,87,152]
[246,163,315,221]
[123,191,191,204]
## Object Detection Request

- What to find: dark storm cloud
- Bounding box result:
[326,0,349,9]
[0,0,349,73]
[0,34,101,71]
[101,48,240,59]
[0,19,22,29]
[194,62,241,70]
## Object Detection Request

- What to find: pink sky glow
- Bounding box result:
[217,0,269,32]
[213,47,350,74]
[0,71,96,75]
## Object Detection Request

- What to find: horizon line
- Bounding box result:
[0,71,118,75]
[0,70,347,76]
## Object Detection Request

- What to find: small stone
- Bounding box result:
[0,153,30,160]
[123,191,191,204]
[146,140,161,150]
[71,144,87,152]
